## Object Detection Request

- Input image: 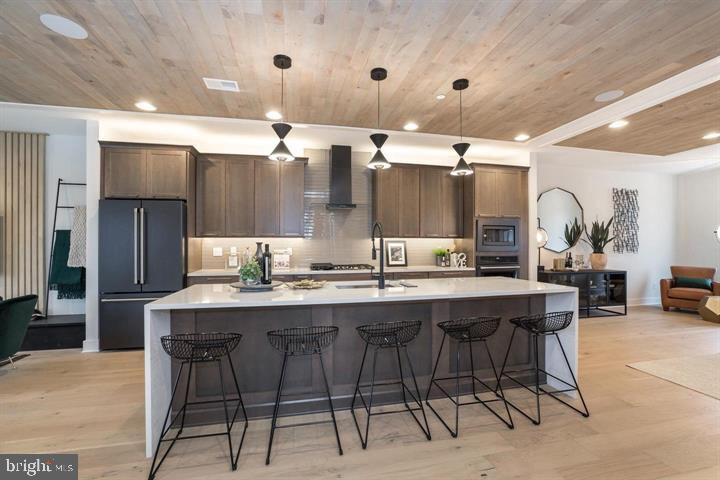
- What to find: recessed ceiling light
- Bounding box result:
[514,133,530,142]
[594,90,624,102]
[436,94,446,100]
[40,13,88,39]
[135,101,157,112]
[609,119,628,129]
[403,122,419,131]
[702,131,720,140]
[202,77,240,92]
[266,110,283,120]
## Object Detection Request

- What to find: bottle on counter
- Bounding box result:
[261,244,273,284]
[242,247,251,267]
[255,242,265,278]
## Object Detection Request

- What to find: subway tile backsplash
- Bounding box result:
[197,148,463,270]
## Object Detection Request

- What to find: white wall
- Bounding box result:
[45,134,86,315]
[537,156,676,305]
[675,166,720,274]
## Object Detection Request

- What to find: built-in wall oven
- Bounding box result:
[476,255,521,278]
[476,218,520,252]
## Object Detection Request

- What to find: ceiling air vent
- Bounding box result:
[202,77,240,92]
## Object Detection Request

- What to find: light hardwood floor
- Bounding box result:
[2,306,719,480]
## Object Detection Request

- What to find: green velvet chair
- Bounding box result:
[0,294,38,368]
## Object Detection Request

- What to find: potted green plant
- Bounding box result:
[432,247,446,267]
[563,218,583,249]
[582,217,615,270]
[238,257,262,285]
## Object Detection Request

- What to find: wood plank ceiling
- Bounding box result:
[558,81,720,156]
[0,0,719,144]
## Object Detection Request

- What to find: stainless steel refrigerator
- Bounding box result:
[99,199,186,349]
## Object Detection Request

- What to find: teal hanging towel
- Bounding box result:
[49,230,85,299]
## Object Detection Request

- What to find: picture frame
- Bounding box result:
[385,240,408,267]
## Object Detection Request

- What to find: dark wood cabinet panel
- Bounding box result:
[196,156,226,236]
[103,148,146,198]
[393,271,429,280]
[254,159,281,236]
[398,167,420,237]
[441,171,463,237]
[474,168,498,217]
[186,275,236,286]
[226,158,255,236]
[419,167,443,237]
[373,168,400,237]
[146,150,188,198]
[496,170,523,217]
[279,162,305,236]
[428,270,475,278]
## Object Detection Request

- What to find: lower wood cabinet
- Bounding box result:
[186,275,237,286]
[428,270,475,279]
[393,271,429,280]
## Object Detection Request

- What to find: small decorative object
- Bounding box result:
[230,280,283,292]
[286,279,327,290]
[575,254,584,270]
[698,296,720,324]
[432,247,445,267]
[386,240,408,266]
[612,188,639,253]
[553,258,566,271]
[239,257,262,286]
[583,217,615,270]
[456,252,467,268]
[273,249,291,270]
[563,218,583,249]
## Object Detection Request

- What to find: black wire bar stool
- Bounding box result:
[425,317,514,437]
[497,311,589,425]
[265,326,343,465]
[351,320,431,449]
[148,332,248,480]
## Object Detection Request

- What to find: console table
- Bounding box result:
[538,269,627,317]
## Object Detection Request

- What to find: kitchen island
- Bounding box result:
[144,277,578,457]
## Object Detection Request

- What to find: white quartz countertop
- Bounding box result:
[148,277,576,310]
[187,265,474,277]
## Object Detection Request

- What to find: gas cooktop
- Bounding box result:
[310,263,375,271]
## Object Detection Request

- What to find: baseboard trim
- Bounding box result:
[628,297,661,307]
[82,339,99,353]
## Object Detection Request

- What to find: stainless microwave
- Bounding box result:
[476,218,520,252]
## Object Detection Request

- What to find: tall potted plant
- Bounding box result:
[583,217,615,270]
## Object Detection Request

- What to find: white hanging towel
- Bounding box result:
[67,206,86,267]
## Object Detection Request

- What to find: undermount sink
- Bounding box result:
[335,283,399,289]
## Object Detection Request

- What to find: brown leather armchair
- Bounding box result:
[661,266,719,311]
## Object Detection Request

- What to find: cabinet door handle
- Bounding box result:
[133,208,139,284]
[140,207,145,284]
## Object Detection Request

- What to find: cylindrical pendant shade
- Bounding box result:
[268,140,295,162]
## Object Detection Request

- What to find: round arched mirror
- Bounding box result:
[537,187,584,253]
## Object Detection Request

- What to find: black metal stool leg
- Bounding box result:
[425,332,446,402]
[533,334,541,425]
[497,326,542,425]
[351,342,369,412]
[266,350,289,465]
[148,362,186,480]
[178,357,195,434]
[395,343,409,407]
[224,347,248,468]
[496,326,517,394]
[546,333,590,417]
[217,358,237,471]
[484,341,514,429]
[318,350,343,456]
[402,346,432,440]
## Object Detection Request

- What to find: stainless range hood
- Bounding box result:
[326,145,356,209]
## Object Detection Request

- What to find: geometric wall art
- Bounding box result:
[612,188,639,253]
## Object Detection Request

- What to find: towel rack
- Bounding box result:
[42,178,86,317]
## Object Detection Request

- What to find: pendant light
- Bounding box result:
[450,78,473,176]
[268,54,295,162]
[367,67,391,170]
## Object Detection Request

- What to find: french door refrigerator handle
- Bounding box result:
[140,207,145,284]
[133,207,139,284]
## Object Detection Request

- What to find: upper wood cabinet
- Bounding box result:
[196,156,227,236]
[373,164,462,238]
[279,162,305,236]
[195,155,305,237]
[101,143,196,201]
[473,166,524,217]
